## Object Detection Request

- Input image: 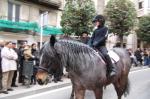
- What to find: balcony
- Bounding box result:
[137,9,145,17]
[39,0,61,7]
[18,0,62,9]
[0,16,63,35]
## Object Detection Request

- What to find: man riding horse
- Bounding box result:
[89,15,116,77]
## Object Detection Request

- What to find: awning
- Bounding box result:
[0,19,63,35]
[0,19,38,31]
[36,26,63,36]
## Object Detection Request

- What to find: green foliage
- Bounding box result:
[137,15,150,43]
[61,0,96,36]
[105,0,137,47]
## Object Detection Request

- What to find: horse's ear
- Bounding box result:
[50,35,56,46]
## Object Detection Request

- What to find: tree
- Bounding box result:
[61,0,96,36]
[105,0,137,47]
[137,15,150,43]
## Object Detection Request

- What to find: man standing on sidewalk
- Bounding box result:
[1,41,18,94]
[11,42,19,87]
[0,40,4,92]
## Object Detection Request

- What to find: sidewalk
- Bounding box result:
[0,78,71,99]
[0,66,149,99]
[130,65,149,71]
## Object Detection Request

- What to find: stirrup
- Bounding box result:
[110,71,116,77]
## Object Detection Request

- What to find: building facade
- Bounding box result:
[132,0,150,17]
[104,0,150,50]
[0,0,63,45]
[92,0,105,14]
[131,0,150,48]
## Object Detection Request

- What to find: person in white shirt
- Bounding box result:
[1,41,18,94]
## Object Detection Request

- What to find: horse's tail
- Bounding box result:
[124,78,130,97]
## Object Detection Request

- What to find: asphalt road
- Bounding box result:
[20,68,150,99]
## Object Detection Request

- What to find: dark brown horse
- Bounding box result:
[36,36,131,99]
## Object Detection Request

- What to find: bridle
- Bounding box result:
[38,66,51,73]
[38,45,61,74]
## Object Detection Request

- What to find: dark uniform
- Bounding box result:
[89,15,116,77]
[0,46,3,90]
[11,45,19,87]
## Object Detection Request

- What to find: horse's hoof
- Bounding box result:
[70,96,74,99]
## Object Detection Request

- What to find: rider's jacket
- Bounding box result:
[90,26,108,48]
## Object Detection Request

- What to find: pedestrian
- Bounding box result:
[1,41,18,94]
[143,48,149,66]
[134,48,143,65]
[88,15,116,77]
[0,40,4,93]
[18,42,26,84]
[80,31,90,44]
[128,48,138,66]
[31,43,39,85]
[11,42,19,87]
[22,45,34,87]
[148,49,150,67]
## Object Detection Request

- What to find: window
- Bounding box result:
[39,10,49,26]
[8,2,13,21]
[148,0,150,8]
[8,2,20,22]
[138,1,143,9]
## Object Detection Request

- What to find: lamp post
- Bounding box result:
[40,11,48,49]
[40,13,43,49]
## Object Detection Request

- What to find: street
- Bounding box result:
[20,68,150,99]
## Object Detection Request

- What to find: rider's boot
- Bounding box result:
[105,54,116,77]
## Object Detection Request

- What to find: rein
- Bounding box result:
[38,66,49,73]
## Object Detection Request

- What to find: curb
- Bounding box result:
[0,82,71,99]
[130,66,149,71]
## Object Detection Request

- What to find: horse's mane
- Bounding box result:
[56,39,94,54]
[40,42,60,65]
[54,39,103,72]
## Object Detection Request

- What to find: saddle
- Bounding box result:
[97,50,120,64]
[108,50,120,63]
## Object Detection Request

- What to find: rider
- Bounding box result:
[89,15,116,77]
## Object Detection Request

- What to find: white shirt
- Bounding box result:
[1,47,18,72]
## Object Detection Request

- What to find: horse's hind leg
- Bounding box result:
[113,81,122,99]
[113,78,130,99]
[93,87,103,99]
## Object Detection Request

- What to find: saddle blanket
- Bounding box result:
[108,50,120,63]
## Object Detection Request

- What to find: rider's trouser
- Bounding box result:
[97,46,116,73]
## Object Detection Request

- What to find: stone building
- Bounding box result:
[0,0,63,45]
[131,0,150,48]
[92,0,105,14]
[102,0,150,50]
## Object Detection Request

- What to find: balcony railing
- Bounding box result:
[0,16,63,35]
[39,0,61,7]
[18,0,62,9]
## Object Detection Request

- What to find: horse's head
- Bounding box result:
[36,35,60,85]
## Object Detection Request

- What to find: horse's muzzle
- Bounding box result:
[37,79,45,85]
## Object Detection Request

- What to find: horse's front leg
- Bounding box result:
[93,87,103,99]
[74,86,85,99]
[70,84,74,99]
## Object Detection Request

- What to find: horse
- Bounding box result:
[36,35,131,99]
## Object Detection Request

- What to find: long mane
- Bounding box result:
[54,39,103,73]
